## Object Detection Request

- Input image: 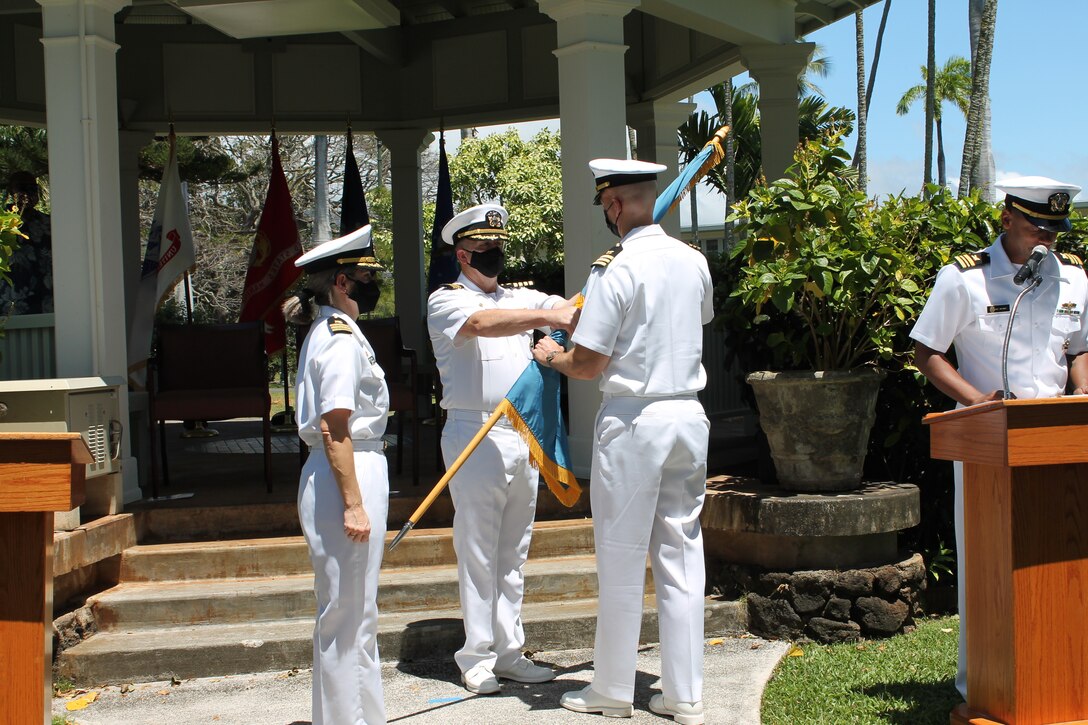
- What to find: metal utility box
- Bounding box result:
[0,377,124,527]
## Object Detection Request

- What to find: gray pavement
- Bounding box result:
[54,636,790,725]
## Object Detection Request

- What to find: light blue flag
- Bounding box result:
[653,125,729,223]
[496,330,581,507]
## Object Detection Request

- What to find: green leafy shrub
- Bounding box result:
[0,206,23,286]
[721,136,998,372]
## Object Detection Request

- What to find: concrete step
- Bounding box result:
[119,518,596,582]
[57,595,746,686]
[93,555,629,629]
[133,487,593,543]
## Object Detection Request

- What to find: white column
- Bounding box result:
[39,0,130,380]
[627,99,696,238]
[540,0,637,476]
[740,43,815,182]
[375,128,433,356]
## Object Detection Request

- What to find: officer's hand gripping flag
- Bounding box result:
[388,329,581,550]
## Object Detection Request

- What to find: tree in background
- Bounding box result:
[896,57,971,189]
[854,10,867,194]
[678,91,855,220]
[959,0,998,199]
[852,0,892,179]
[0,126,48,184]
[448,128,563,263]
[924,0,936,192]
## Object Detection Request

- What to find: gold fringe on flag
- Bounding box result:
[496,399,582,507]
[666,125,730,217]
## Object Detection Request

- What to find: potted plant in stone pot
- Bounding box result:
[721,135,936,492]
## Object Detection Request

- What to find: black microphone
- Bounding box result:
[1013,244,1048,285]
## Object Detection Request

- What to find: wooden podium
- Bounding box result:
[0,432,91,725]
[925,398,1088,725]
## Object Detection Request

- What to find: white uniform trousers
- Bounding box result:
[442,411,539,673]
[299,444,389,725]
[954,460,967,700]
[590,395,710,704]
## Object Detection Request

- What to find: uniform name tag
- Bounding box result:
[986,304,1010,313]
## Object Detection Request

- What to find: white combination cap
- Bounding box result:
[440,203,509,246]
[295,224,383,271]
[588,158,667,204]
[995,176,1081,232]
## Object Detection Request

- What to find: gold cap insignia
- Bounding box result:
[1049,192,1071,213]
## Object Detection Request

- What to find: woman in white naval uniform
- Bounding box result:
[284,225,390,725]
[427,203,577,695]
[534,160,714,725]
[910,176,1088,702]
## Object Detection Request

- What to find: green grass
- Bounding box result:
[761,615,962,725]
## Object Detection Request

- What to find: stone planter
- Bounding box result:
[746,369,885,492]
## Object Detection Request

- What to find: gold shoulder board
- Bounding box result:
[1059,252,1084,268]
[953,252,990,271]
[591,243,624,269]
[440,282,465,290]
[687,242,703,252]
[327,317,353,335]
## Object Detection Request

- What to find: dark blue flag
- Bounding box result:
[427,132,459,292]
[340,131,370,234]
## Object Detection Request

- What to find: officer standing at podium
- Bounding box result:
[910,176,1088,699]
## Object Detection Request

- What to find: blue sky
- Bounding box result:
[436,1,1088,229]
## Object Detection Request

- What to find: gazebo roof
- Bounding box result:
[0,0,880,134]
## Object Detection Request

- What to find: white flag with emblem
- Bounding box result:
[127,132,196,389]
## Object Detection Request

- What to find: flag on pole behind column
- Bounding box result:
[239,131,303,356]
[127,131,196,389]
[340,130,370,234]
[427,131,459,293]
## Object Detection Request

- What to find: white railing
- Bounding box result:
[0,313,56,380]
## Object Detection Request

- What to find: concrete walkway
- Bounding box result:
[53,636,790,725]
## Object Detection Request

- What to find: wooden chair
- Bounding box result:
[148,322,271,497]
[358,316,420,486]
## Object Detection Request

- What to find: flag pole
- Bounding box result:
[388,407,504,550]
[272,349,296,429]
[183,271,194,324]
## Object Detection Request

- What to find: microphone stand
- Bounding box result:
[1001,272,1043,399]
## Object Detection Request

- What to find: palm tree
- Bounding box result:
[924,0,936,191]
[854,10,867,194]
[853,0,892,174]
[678,91,854,206]
[967,0,996,200]
[959,0,998,198]
[896,57,971,187]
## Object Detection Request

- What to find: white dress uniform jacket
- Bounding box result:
[427,274,565,674]
[296,307,390,725]
[910,237,1088,699]
[571,224,714,705]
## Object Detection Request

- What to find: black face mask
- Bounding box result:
[468,247,505,278]
[603,205,621,238]
[349,278,381,314]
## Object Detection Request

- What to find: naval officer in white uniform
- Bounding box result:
[533,159,714,725]
[910,176,1088,701]
[427,203,577,694]
[284,225,389,725]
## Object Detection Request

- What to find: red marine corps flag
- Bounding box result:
[239,131,303,356]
